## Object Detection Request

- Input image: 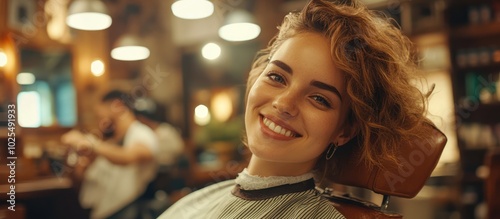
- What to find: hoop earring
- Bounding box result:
[326,143,338,160]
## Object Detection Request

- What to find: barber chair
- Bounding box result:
[323,123,448,218]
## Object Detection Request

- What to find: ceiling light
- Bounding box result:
[17,72,36,85]
[202,43,221,60]
[218,10,260,42]
[66,0,112,31]
[171,0,214,20]
[111,35,150,61]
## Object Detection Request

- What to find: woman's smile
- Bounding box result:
[259,115,301,140]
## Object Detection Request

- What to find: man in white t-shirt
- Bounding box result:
[134,98,184,167]
[62,90,159,219]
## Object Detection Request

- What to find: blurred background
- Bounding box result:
[0,0,499,218]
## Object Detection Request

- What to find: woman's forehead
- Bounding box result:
[269,32,345,88]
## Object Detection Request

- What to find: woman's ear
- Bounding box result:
[334,121,359,146]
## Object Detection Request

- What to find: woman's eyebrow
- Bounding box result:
[270,60,293,74]
[310,80,343,102]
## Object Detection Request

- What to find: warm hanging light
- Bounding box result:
[91,59,105,76]
[171,0,214,20]
[0,50,7,67]
[111,34,150,61]
[218,10,261,42]
[66,0,112,31]
[211,91,233,122]
[194,104,211,126]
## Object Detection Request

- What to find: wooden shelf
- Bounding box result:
[450,22,500,39]
[461,102,500,124]
[448,0,497,8]
[453,63,500,74]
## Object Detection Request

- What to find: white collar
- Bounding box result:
[235,168,314,190]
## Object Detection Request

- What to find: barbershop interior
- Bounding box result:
[0,0,499,218]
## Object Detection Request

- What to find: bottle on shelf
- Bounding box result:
[469,6,480,25]
[496,72,500,101]
[493,2,500,22]
[479,4,492,23]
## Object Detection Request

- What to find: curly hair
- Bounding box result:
[245,0,433,174]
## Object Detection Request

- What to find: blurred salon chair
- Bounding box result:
[322,123,448,218]
[136,154,191,218]
[485,148,500,219]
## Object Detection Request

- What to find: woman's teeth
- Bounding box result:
[263,117,295,137]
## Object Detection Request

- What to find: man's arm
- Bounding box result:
[62,130,154,165]
[93,141,154,165]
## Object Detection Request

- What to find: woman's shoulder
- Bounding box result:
[157,179,235,219]
[195,179,236,194]
[292,190,346,219]
[174,179,235,204]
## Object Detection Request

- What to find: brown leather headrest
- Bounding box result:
[329,122,447,198]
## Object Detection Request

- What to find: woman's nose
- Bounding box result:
[272,90,299,118]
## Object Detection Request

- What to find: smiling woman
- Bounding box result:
[244,32,353,177]
[158,0,440,218]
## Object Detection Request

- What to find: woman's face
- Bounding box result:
[245,32,353,169]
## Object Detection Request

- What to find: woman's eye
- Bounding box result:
[267,73,286,84]
[311,95,332,108]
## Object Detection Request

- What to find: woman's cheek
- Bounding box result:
[248,82,271,103]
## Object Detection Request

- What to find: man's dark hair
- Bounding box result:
[133,98,167,123]
[101,90,134,111]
